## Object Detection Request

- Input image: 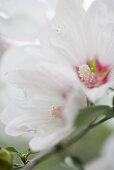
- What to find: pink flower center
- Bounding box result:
[75,58,110,88]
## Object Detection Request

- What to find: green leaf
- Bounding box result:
[76,105,114,129]
[35,156,83,170]
[6,147,19,154]
[45,162,80,170]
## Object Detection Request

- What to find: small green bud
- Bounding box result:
[0,148,13,170]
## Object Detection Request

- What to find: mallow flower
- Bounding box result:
[0,46,87,151]
[0,0,58,45]
[39,0,114,102]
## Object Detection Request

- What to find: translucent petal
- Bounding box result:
[29,129,71,151]
[0,0,57,43]
[49,0,86,65]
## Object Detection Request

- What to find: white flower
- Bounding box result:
[86,134,114,170]
[40,0,114,102]
[0,0,58,45]
[0,46,87,151]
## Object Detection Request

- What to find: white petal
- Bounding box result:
[48,0,86,65]
[1,45,74,74]
[29,129,71,151]
[5,68,76,94]
[3,99,64,135]
[0,0,57,43]
[64,90,87,127]
[81,83,111,102]
[83,0,96,11]
[1,47,77,100]
[0,98,30,125]
[96,91,114,107]
[1,46,42,73]
[84,0,114,65]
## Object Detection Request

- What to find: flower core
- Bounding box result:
[52,106,63,119]
[76,58,110,88]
